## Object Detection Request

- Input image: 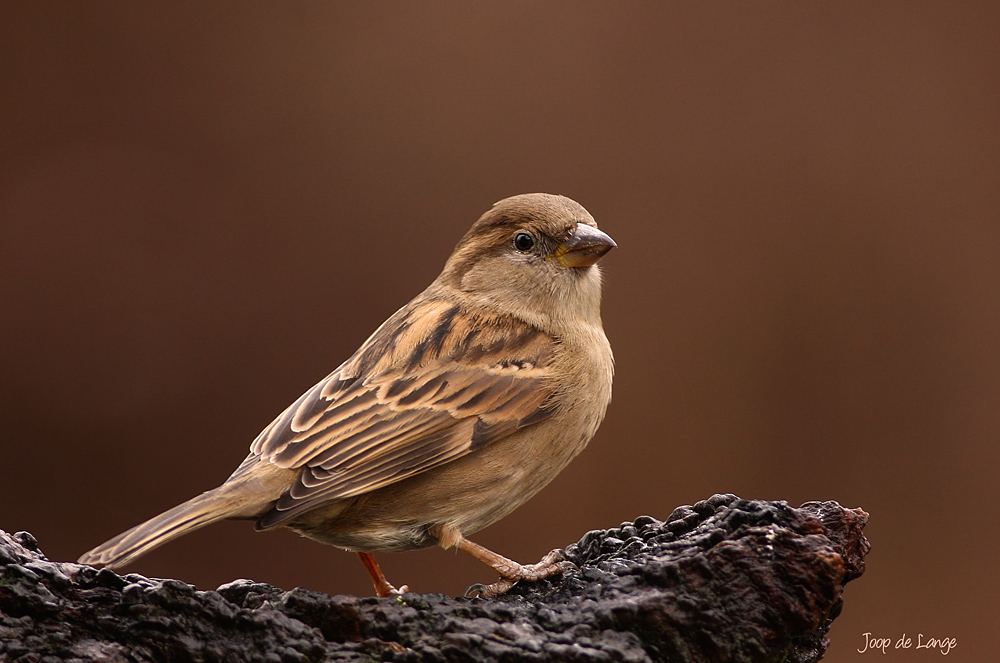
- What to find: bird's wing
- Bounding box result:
[246,299,559,527]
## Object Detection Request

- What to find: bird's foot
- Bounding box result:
[357,552,410,597]
[464,548,576,598]
[381,583,410,598]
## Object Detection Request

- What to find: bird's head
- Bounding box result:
[437,193,615,327]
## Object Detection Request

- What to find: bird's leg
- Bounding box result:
[356,552,408,597]
[454,536,574,598]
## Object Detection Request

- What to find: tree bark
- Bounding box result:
[0,494,869,662]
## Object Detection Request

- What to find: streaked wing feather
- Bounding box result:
[248,299,557,528]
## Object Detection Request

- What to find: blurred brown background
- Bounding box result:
[1,2,996,660]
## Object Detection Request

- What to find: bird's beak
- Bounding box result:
[551,224,617,268]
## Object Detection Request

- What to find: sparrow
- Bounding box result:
[79,193,615,598]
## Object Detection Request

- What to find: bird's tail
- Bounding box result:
[78,484,263,570]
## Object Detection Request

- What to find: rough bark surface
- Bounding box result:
[0,494,869,662]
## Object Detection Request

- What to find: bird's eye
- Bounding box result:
[513,232,535,252]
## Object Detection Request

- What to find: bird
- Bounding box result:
[79,193,615,598]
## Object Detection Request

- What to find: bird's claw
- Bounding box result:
[464,578,516,599]
[464,549,575,598]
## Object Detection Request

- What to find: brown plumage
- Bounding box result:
[79,193,615,597]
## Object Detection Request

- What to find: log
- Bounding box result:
[0,494,868,662]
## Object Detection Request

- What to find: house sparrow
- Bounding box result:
[79,193,615,598]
